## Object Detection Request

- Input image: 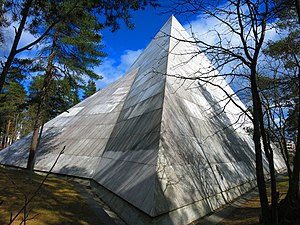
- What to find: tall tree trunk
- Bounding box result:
[27,104,42,171]
[1,135,4,149]
[1,115,5,148]
[259,100,278,225]
[285,61,300,200]
[279,50,300,224]
[11,113,18,143]
[281,136,293,185]
[4,118,11,148]
[250,66,271,224]
[296,0,300,23]
[289,113,300,197]
[265,133,278,225]
[0,0,33,93]
[255,84,278,225]
[11,123,15,144]
[26,30,58,171]
[280,107,300,224]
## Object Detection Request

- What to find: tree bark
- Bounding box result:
[258,94,278,225]
[0,0,33,93]
[265,133,278,225]
[285,59,300,200]
[26,30,58,171]
[11,113,18,143]
[279,46,300,224]
[296,0,300,23]
[282,136,293,185]
[4,118,11,148]
[251,73,271,224]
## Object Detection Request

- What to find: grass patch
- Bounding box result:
[0,166,104,225]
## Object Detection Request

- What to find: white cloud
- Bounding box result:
[1,25,15,57]
[0,20,143,91]
[184,15,223,46]
[180,12,283,100]
[0,22,40,59]
[94,49,143,89]
[0,24,39,80]
[183,13,281,50]
[91,13,282,92]
[182,13,282,77]
[120,49,143,69]
[264,22,284,43]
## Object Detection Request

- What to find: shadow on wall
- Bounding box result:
[156,80,260,222]
[88,74,263,225]
[0,127,62,169]
[197,83,269,173]
[90,80,261,225]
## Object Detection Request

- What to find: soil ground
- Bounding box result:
[0,166,107,225]
[191,175,291,225]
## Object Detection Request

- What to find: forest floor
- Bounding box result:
[192,175,291,225]
[0,166,107,225]
[217,176,289,225]
[0,165,294,225]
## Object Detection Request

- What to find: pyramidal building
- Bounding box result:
[0,16,285,225]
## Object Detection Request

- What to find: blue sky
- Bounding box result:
[1,2,281,91]
[0,3,194,90]
[94,4,281,90]
[95,5,197,89]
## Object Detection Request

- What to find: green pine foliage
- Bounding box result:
[0,73,27,147]
[0,0,158,94]
[33,0,106,83]
[83,79,97,99]
[28,75,80,122]
[263,11,300,142]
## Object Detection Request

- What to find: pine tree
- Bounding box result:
[83,79,97,99]
[0,71,27,148]
[28,74,80,122]
[258,1,300,222]
[0,0,158,93]
[25,0,106,171]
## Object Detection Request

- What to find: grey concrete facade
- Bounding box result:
[0,16,285,225]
